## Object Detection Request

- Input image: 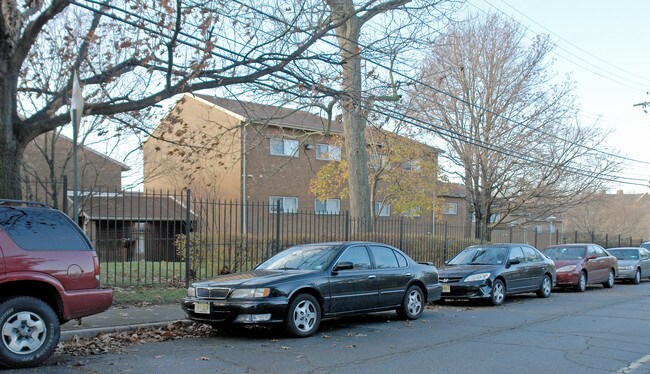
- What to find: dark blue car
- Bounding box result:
[438,243,556,306]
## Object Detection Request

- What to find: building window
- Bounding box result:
[402,206,421,217]
[316,144,341,161]
[442,203,458,215]
[270,138,299,157]
[374,202,391,217]
[489,213,501,224]
[269,196,298,213]
[315,198,340,214]
[369,154,390,171]
[402,160,421,171]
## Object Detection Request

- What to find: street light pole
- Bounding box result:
[547,216,557,246]
[72,110,78,224]
[70,72,84,226]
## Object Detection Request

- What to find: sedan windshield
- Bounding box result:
[607,249,639,260]
[256,244,339,271]
[542,247,585,260]
[447,246,508,265]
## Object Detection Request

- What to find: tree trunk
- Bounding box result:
[329,0,372,223]
[0,69,23,200]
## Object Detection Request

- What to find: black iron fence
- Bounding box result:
[20,182,647,287]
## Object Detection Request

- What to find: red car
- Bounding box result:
[0,200,113,368]
[541,244,617,292]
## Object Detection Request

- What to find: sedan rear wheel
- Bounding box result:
[284,293,320,338]
[603,269,614,288]
[489,279,506,306]
[574,271,587,292]
[536,275,552,298]
[632,269,641,285]
[396,285,424,320]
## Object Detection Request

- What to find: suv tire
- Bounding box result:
[0,297,60,369]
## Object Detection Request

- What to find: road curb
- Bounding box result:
[60,319,190,341]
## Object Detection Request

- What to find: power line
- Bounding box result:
[469,0,650,93]
[370,102,649,188]
[67,0,650,185]
[497,0,650,87]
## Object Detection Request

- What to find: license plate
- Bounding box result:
[194,302,211,314]
[442,284,451,293]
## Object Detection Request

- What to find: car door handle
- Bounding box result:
[368,275,376,279]
[404,273,412,277]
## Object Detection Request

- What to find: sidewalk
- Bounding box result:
[61,304,189,341]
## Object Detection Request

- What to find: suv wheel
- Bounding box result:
[0,297,60,369]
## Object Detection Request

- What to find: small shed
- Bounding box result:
[77,191,196,262]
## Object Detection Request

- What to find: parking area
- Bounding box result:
[22,280,650,374]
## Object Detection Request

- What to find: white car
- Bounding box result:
[608,247,650,284]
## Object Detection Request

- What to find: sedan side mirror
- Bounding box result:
[509,258,521,265]
[586,255,597,261]
[334,261,354,271]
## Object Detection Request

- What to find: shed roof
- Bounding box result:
[76,191,195,221]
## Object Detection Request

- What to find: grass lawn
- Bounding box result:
[111,286,186,307]
[100,261,187,288]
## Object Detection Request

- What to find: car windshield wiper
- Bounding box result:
[273,267,298,270]
[469,262,491,265]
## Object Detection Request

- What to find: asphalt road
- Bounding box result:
[14,280,650,374]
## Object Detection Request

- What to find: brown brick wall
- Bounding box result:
[243,125,344,211]
[143,94,466,223]
[143,95,242,199]
[22,133,125,190]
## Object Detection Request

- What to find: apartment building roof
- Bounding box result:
[193,93,342,134]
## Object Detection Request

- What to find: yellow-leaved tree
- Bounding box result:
[310,128,449,219]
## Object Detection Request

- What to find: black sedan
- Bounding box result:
[182,241,442,337]
[438,244,556,306]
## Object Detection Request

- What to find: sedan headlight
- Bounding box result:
[229,288,271,299]
[464,273,490,282]
[619,265,634,271]
[187,286,196,297]
[556,265,577,273]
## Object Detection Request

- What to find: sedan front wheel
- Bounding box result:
[632,269,641,285]
[284,293,320,338]
[574,271,587,292]
[489,279,506,306]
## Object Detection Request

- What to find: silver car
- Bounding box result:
[607,247,650,284]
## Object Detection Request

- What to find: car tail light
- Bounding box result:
[93,255,101,285]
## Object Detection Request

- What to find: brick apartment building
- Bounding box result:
[143,93,466,223]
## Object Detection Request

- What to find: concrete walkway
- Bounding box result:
[61,304,188,340]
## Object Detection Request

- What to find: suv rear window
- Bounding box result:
[0,207,92,251]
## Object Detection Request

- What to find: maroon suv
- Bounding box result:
[0,199,113,368]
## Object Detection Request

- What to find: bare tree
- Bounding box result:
[0,0,346,199]
[411,13,621,239]
[20,113,124,208]
[280,0,455,222]
[564,192,650,241]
